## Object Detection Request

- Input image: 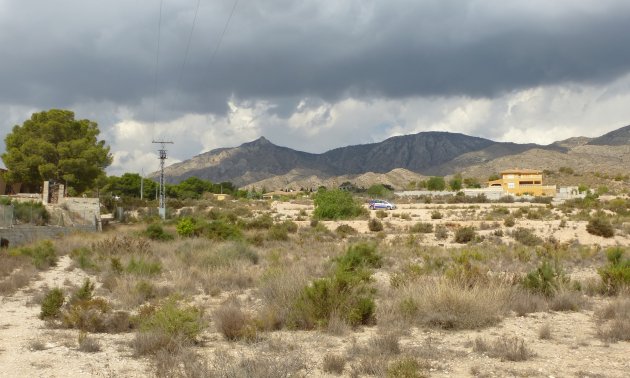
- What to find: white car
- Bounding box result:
[369,199,396,210]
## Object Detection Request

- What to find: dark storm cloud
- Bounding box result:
[1,0,630,120]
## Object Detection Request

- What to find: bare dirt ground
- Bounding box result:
[0,255,149,377]
[1,199,629,377]
[272,201,630,248]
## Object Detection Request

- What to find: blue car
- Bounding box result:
[369,199,396,210]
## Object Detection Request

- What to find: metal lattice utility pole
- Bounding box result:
[152,140,174,219]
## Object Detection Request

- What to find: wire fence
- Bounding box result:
[0,205,13,228]
[0,203,97,228]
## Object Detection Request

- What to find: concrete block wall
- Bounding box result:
[0,225,97,248]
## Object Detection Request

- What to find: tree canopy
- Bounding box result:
[427,176,446,191]
[2,109,112,193]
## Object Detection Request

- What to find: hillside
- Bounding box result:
[160,131,566,187]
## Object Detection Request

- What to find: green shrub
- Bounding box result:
[504,216,515,227]
[143,223,174,241]
[289,243,380,329]
[13,240,57,269]
[335,243,382,271]
[387,357,427,378]
[522,260,567,297]
[587,217,614,238]
[431,210,443,220]
[176,217,202,237]
[368,218,383,232]
[267,224,289,241]
[137,300,204,341]
[126,257,162,276]
[512,227,543,246]
[375,210,387,219]
[598,248,630,294]
[40,288,65,319]
[203,220,243,241]
[70,247,97,271]
[242,214,274,230]
[313,190,364,220]
[281,220,298,233]
[410,222,433,233]
[71,279,95,304]
[454,227,476,244]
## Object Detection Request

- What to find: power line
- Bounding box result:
[209,0,239,65]
[177,0,202,89]
[151,0,164,135]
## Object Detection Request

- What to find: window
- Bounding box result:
[508,182,515,189]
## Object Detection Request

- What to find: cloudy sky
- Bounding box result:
[2,0,630,175]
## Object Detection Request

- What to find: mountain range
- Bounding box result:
[159,125,630,189]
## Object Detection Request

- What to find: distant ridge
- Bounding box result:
[159,129,575,186]
[587,125,630,146]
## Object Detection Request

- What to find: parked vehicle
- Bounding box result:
[369,199,396,210]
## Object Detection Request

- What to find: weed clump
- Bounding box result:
[203,220,243,241]
[587,217,614,238]
[454,227,476,244]
[134,300,204,355]
[335,224,358,238]
[512,227,543,246]
[143,223,174,241]
[12,240,57,269]
[70,247,97,271]
[410,222,433,233]
[368,218,383,232]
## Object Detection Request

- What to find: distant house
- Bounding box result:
[488,169,556,196]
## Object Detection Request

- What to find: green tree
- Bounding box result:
[426,176,446,191]
[313,189,364,220]
[2,110,112,193]
[367,184,392,198]
[449,177,462,191]
[105,173,157,199]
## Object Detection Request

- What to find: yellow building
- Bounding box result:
[488,169,556,196]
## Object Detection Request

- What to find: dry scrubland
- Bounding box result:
[1,195,630,377]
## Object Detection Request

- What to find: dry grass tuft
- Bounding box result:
[322,353,346,375]
[0,266,37,295]
[213,301,259,342]
[473,335,534,361]
[595,297,630,342]
[549,290,588,312]
[154,346,210,378]
[509,289,548,316]
[387,278,510,329]
[28,337,47,351]
[538,322,552,340]
[77,332,101,353]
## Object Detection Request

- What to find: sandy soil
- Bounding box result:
[272,201,630,248]
[0,256,149,377]
[1,200,628,377]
